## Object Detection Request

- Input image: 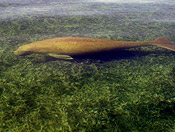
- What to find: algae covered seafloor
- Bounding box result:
[0,2,175,132]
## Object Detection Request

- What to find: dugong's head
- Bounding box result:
[14,45,31,55]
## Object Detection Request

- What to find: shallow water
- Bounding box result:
[0,0,175,131]
[0,0,175,21]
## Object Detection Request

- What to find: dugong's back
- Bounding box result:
[14,37,175,59]
[50,37,122,55]
[18,37,130,56]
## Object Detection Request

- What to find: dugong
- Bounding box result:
[14,37,175,60]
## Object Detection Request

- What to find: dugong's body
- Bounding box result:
[14,37,175,59]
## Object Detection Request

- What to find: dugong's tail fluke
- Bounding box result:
[152,37,175,52]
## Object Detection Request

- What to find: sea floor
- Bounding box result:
[0,2,175,131]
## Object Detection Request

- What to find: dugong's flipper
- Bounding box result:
[47,53,73,60]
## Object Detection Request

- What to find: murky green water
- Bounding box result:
[0,1,175,131]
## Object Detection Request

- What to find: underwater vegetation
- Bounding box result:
[0,2,175,132]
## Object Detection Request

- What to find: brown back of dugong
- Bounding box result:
[14,37,175,60]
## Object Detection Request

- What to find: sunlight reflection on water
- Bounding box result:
[0,0,174,21]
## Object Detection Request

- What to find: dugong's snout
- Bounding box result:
[14,46,31,56]
[14,49,22,55]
